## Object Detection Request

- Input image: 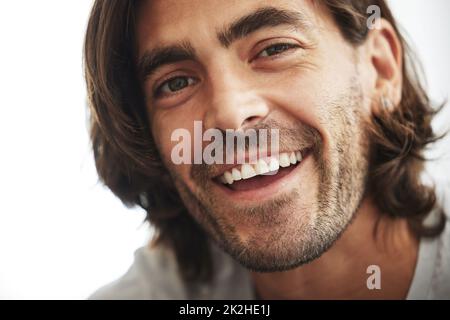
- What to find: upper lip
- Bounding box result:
[210,147,310,179]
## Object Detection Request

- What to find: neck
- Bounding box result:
[251,197,420,299]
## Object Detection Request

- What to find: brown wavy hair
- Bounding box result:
[84,0,446,283]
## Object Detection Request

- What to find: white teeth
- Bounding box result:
[241,163,257,179]
[219,150,304,184]
[289,152,297,164]
[255,159,270,175]
[279,153,291,167]
[231,168,242,181]
[224,171,234,184]
[269,157,279,172]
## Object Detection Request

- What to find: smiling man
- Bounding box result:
[85,0,450,299]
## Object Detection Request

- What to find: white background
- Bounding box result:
[0,1,449,299]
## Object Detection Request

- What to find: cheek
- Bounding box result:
[264,69,337,150]
[151,110,196,186]
[151,112,173,162]
[265,59,362,162]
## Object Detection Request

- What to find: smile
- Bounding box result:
[214,148,311,194]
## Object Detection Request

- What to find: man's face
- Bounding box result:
[136,0,373,271]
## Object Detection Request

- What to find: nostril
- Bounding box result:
[241,116,262,128]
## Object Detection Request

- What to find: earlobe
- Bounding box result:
[367,18,403,111]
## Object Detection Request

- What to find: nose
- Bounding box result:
[204,69,270,131]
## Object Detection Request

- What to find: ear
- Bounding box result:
[362,18,403,113]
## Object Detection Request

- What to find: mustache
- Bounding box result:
[191,119,321,182]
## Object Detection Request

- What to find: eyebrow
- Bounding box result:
[217,6,310,48]
[137,42,196,81]
[137,7,310,81]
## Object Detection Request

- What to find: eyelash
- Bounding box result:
[254,42,301,60]
[154,76,198,98]
[153,42,300,99]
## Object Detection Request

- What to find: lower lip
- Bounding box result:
[214,153,311,202]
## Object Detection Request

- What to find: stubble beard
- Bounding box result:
[167,82,370,272]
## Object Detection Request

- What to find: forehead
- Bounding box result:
[135,0,332,55]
